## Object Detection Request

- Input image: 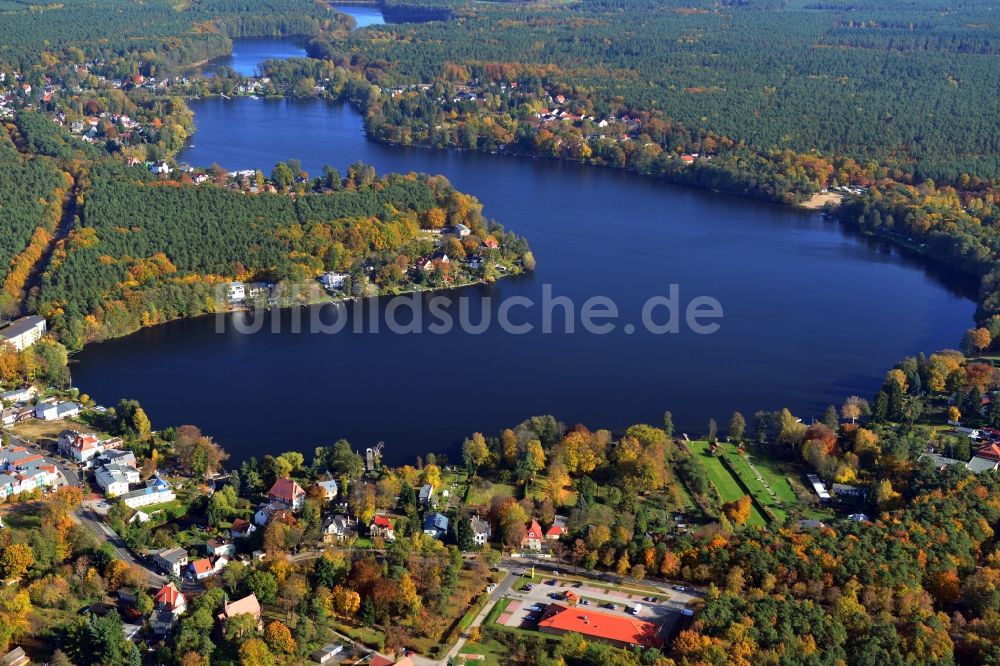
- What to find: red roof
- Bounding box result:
[538,604,661,647]
[545,524,564,538]
[154,582,184,610]
[373,515,392,528]
[525,519,543,540]
[976,443,1000,461]
[231,518,250,532]
[268,478,304,503]
[74,434,101,451]
[191,558,212,575]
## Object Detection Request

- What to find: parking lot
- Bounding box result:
[497,574,696,635]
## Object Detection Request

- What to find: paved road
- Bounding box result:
[8,434,168,587]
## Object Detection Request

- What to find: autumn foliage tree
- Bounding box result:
[721,496,752,526]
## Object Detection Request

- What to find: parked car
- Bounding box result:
[523,584,533,591]
[673,586,688,592]
[580,599,590,605]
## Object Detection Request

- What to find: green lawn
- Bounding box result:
[465,480,516,507]
[458,635,510,666]
[724,448,799,521]
[687,440,767,526]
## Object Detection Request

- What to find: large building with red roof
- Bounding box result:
[537,603,662,649]
[267,478,305,511]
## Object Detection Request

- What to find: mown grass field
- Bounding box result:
[687,440,767,526]
[724,447,799,521]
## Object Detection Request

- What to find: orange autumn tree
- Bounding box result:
[722,496,752,526]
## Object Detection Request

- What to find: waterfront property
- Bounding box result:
[81,95,979,467]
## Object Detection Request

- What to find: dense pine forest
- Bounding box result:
[318,0,1000,183]
[29,162,528,347]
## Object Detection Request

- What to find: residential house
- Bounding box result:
[0,647,30,666]
[119,475,174,508]
[831,483,864,499]
[217,594,262,630]
[470,516,491,546]
[254,502,294,527]
[2,406,34,426]
[98,449,137,468]
[205,539,234,557]
[153,547,188,577]
[226,282,246,303]
[190,558,214,580]
[212,556,229,574]
[126,510,150,524]
[423,512,449,540]
[537,603,662,649]
[230,518,256,538]
[95,464,140,497]
[267,478,305,511]
[0,315,46,351]
[316,478,339,500]
[323,514,352,541]
[149,161,172,175]
[0,386,36,404]
[58,430,109,463]
[418,484,435,506]
[545,517,567,540]
[319,272,348,290]
[452,223,471,238]
[35,401,81,421]
[153,582,186,616]
[968,443,1000,474]
[370,515,395,541]
[522,519,543,550]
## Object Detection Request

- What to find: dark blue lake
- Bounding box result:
[72,46,978,466]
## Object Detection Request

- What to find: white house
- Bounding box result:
[323,515,352,541]
[205,539,234,557]
[58,430,108,462]
[316,478,338,500]
[226,282,246,303]
[153,547,188,577]
[319,272,349,290]
[0,386,36,404]
[95,464,140,497]
[35,401,81,421]
[470,516,491,546]
[418,484,435,506]
[190,558,214,580]
[0,316,46,351]
[120,476,174,508]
